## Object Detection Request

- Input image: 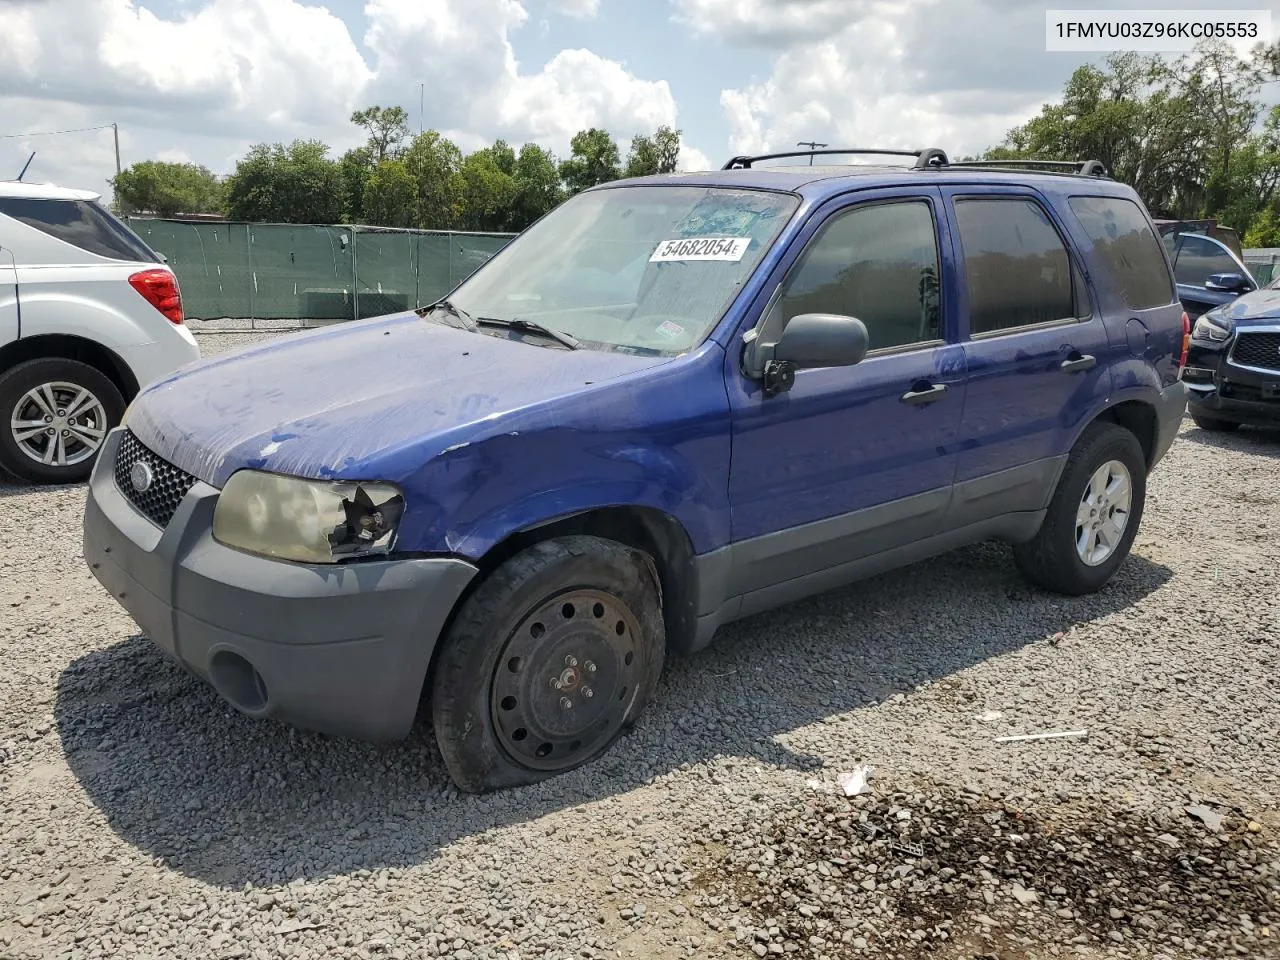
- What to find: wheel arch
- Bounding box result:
[1080,396,1159,466]
[0,334,140,402]
[460,505,702,658]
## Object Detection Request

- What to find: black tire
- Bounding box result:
[430,535,666,793]
[1192,414,1239,433]
[1013,422,1147,596]
[0,358,125,484]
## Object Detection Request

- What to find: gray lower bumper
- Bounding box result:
[82,429,478,741]
[1152,381,1188,466]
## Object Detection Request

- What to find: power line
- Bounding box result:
[0,123,116,141]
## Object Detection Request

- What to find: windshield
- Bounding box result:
[448,185,798,355]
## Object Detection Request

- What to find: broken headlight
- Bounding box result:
[212,471,404,564]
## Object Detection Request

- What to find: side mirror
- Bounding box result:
[744,313,870,396]
[1205,272,1250,293]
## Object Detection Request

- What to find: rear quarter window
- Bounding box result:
[1068,196,1175,310]
[0,198,157,263]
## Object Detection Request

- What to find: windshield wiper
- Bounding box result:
[477,317,581,350]
[418,299,479,332]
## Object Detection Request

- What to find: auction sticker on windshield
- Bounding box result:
[650,237,751,262]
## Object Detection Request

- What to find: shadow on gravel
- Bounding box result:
[55,541,1173,889]
[1182,422,1280,456]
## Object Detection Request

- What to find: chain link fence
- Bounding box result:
[125,219,515,329]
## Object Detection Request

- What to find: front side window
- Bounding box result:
[771,200,941,351]
[449,185,798,355]
[1068,196,1176,310]
[1174,236,1240,287]
[0,198,157,262]
[954,198,1079,335]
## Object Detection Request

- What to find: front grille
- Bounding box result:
[113,430,197,528]
[1231,331,1280,372]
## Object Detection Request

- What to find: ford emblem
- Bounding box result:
[130,460,154,493]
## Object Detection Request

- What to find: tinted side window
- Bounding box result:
[777,201,941,351]
[1068,196,1175,309]
[1174,236,1239,287]
[0,198,155,262]
[955,198,1079,335]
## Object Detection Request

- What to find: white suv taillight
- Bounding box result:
[128,268,184,325]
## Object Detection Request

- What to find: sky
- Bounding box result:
[0,0,1274,199]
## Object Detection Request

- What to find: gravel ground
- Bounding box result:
[1,327,1278,960]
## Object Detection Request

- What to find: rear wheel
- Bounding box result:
[0,358,124,484]
[430,535,665,793]
[1191,414,1239,433]
[1014,422,1147,596]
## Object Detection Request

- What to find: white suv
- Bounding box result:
[0,181,199,483]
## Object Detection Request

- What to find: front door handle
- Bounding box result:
[900,382,948,406]
[1060,353,1097,374]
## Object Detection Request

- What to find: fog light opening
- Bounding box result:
[208,650,270,715]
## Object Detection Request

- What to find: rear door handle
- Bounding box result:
[1060,354,1097,373]
[900,383,948,406]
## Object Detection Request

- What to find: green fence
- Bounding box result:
[125,219,515,322]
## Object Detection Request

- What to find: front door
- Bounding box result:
[0,244,17,345]
[941,189,1111,522]
[726,189,965,602]
[1171,234,1255,320]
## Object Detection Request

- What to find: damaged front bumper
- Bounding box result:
[82,429,477,741]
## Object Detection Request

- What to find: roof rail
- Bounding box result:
[721,147,951,170]
[946,159,1109,178]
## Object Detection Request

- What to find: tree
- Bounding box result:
[559,128,621,195]
[511,144,563,230]
[350,105,410,163]
[402,130,464,229]
[111,161,225,216]
[624,125,681,178]
[362,159,417,228]
[983,42,1279,235]
[458,150,518,232]
[224,140,346,224]
[338,147,373,223]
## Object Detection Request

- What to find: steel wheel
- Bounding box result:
[1075,459,1132,567]
[491,588,644,772]
[9,381,108,468]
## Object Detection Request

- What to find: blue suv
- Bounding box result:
[83,148,1189,792]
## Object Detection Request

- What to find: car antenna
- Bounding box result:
[16,152,35,182]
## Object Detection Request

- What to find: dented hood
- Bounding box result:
[126,312,671,488]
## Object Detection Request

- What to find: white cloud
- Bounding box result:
[364,0,676,151]
[678,142,714,172]
[696,0,1079,160]
[546,0,600,18]
[0,0,680,196]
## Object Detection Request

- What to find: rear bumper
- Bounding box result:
[1151,381,1188,465]
[82,429,478,740]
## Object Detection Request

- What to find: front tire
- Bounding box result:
[0,358,124,484]
[1014,422,1147,596]
[430,535,666,793]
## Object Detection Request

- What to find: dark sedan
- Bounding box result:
[1182,279,1280,431]
[1161,230,1258,320]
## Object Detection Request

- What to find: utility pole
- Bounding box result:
[112,122,126,215]
[418,83,424,135]
[797,140,827,165]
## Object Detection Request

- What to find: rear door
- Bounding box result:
[941,187,1110,524]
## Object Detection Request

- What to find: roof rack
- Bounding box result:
[719,148,1109,179]
[947,159,1109,178]
[721,147,951,170]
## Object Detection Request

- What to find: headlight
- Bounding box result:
[213,471,404,564]
[1191,315,1230,342]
